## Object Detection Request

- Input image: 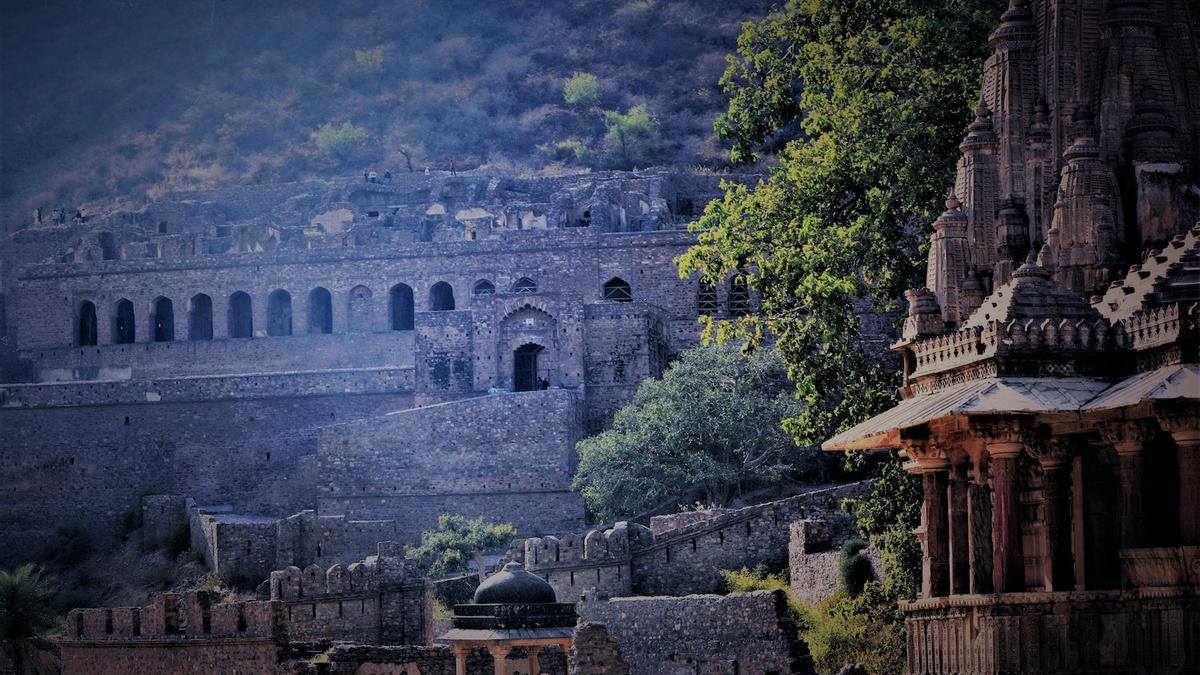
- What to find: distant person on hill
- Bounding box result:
[364,171,369,182]
[451,159,457,177]
[424,166,431,176]
[540,377,550,390]
[384,171,392,184]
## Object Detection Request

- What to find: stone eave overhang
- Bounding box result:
[822,363,1199,452]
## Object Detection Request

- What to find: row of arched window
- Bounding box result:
[76,283,425,346]
[74,277,638,346]
[698,279,751,317]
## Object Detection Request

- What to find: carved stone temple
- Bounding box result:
[824,0,1200,673]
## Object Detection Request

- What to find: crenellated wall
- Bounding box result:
[525,482,873,602]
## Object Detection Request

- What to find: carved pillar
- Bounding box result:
[1037,437,1075,591]
[1099,420,1156,549]
[904,440,950,598]
[948,459,971,595]
[1157,405,1200,545]
[976,419,1025,593]
[251,292,268,339]
[967,465,994,594]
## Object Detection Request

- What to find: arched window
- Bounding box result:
[697,282,718,316]
[603,277,632,302]
[152,297,174,342]
[728,278,751,317]
[267,290,293,336]
[189,294,213,341]
[472,280,495,297]
[430,281,455,311]
[513,277,537,294]
[228,291,253,338]
[114,299,135,344]
[308,287,333,334]
[347,285,373,333]
[389,284,414,330]
[78,301,98,346]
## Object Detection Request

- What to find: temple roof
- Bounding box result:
[1092,224,1200,322]
[1082,363,1200,412]
[824,364,1199,451]
[963,258,1102,329]
[473,561,557,604]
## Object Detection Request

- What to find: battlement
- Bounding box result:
[267,544,423,601]
[66,592,279,641]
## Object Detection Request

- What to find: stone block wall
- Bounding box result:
[576,590,806,675]
[788,517,884,604]
[630,482,870,596]
[525,522,652,602]
[140,494,189,550]
[0,389,411,565]
[316,389,588,540]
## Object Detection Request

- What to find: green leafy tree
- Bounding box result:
[678,0,1000,583]
[405,515,516,582]
[0,565,59,640]
[573,344,817,521]
[601,104,660,168]
[313,121,370,163]
[563,71,600,108]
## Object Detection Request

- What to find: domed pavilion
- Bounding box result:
[439,561,577,675]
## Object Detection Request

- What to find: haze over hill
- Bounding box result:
[0,0,774,222]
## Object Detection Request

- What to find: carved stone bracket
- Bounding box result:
[1096,418,1159,454]
[970,417,1029,458]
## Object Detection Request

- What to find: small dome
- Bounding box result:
[473,562,556,604]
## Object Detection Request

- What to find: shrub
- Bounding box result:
[313,121,370,163]
[802,584,906,675]
[354,47,385,75]
[719,566,802,621]
[537,138,590,164]
[837,538,874,596]
[563,71,600,108]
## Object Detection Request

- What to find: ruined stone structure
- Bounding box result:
[519,482,871,602]
[572,589,807,675]
[60,542,432,673]
[0,169,750,563]
[825,2,1200,672]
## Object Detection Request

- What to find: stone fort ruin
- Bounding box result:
[0,168,753,566]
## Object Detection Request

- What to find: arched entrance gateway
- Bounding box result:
[498,304,559,391]
[513,343,544,392]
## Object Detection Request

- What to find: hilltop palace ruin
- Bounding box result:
[0,169,756,570]
[825,0,1200,673]
[4,0,1200,673]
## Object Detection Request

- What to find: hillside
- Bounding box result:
[0,0,772,221]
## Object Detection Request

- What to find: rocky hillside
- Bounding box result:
[0,0,772,220]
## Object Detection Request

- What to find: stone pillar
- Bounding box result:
[988,443,1023,593]
[903,440,950,598]
[211,294,229,339]
[1157,406,1200,545]
[97,301,113,345]
[488,644,510,675]
[947,461,971,595]
[453,644,469,675]
[967,472,994,594]
[528,648,541,675]
[1099,420,1155,549]
[1038,438,1075,591]
[332,289,349,334]
[251,292,268,338]
[135,298,153,343]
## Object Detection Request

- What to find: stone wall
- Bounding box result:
[0,390,410,564]
[140,494,189,550]
[631,483,869,596]
[576,590,806,675]
[316,389,588,540]
[788,517,884,604]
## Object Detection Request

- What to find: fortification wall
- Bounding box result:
[316,389,588,540]
[0,391,410,565]
[631,482,868,596]
[788,517,885,604]
[576,590,805,675]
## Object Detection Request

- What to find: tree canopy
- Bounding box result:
[405,515,516,582]
[680,0,999,448]
[572,344,818,521]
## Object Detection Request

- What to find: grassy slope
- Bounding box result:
[0,0,772,218]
